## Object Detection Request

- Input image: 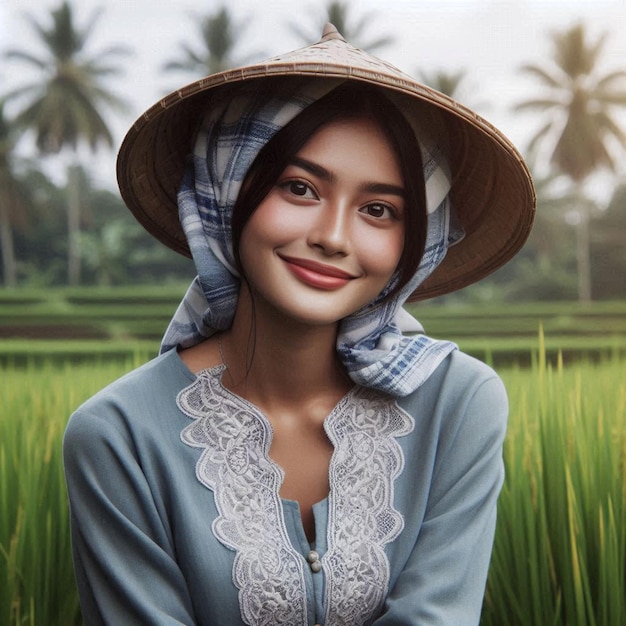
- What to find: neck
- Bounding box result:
[220,284,352,411]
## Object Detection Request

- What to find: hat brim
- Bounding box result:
[117,27,535,301]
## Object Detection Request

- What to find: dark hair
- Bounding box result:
[231,81,427,301]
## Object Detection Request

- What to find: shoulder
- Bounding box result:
[397,349,508,445]
[430,349,504,390]
[393,351,507,510]
[64,349,196,452]
[414,349,506,408]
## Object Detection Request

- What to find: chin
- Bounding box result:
[259,295,359,328]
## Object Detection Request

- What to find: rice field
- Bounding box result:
[482,340,626,625]
[1,345,624,624]
[0,359,139,626]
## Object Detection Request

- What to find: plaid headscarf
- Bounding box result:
[161,79,464,397]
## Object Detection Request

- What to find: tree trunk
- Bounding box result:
[67,164,81,286]
[575,195,592,303]
[574,181,593,302]
[0,200,17,287]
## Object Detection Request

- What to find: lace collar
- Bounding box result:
[177,364,414,625]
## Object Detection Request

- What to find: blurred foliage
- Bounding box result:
[516,23,626,182]
[162,6,263,82]
[0,3,625,300]
[290,1,392,52]
[514,22,626,301]
[590,183,626,299]
[3,0,131,154]
[8,165,194,287]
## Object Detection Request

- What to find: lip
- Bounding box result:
[279,255,357,290]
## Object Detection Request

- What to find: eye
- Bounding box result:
[279,180,318,199]
[360,203,398,220]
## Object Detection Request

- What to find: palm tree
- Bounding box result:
[418,69,467,98]
[417,68,488,112]
[0,101,22,286]
[3,1,131,285]
[162,6,259,81]
[290,1,392,52]
[515,23,626,301]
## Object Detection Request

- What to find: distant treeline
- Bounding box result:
[2,3,626,301]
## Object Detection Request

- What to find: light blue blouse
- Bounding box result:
[63,348,507,625]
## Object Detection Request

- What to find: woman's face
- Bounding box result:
[238,116,406,327]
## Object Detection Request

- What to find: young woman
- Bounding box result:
[64,25,535,626]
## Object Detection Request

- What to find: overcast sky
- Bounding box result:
[2,0,626,192]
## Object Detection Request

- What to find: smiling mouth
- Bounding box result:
[278,255,357,289]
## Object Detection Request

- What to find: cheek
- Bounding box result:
[242,199,303,243]
[238,201,299,271]
[357,225,405,279]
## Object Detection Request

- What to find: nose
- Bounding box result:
[307,202,352,256]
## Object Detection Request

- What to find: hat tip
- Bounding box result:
[321,23,346,42]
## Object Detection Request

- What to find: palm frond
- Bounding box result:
[2,49,49,71]
[356,35,393,53]
[80,6,106,46]
[87,85,131,114]
[552,23,605,78]
[162,6,252,78]
[289,1,392,52]
[526,119,557,158]
[85,44,134,62]
[1,83,46,107]
[514,98,564,112]
[594,92,626,107]
[594,69,626,90]
[519,64,564,90]
[595,111,626,150]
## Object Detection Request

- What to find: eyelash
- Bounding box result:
[279,179,318,199]
[278,178,400,220]
[360,203,398,220]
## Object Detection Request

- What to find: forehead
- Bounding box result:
[294,116,404,184]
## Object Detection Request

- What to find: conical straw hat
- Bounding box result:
[117,24,535,301]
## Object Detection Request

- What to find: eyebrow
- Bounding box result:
[289,156,406,198]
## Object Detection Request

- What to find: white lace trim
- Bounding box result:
[323,386,413,625]
[177,365,414,626]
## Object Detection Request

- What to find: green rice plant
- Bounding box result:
[2,344,625,624]
[0,360,132,626]
[482,334,626,625]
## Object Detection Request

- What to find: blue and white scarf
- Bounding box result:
[161,79,464,397]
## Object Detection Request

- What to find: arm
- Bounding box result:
[63,407,196,626]
[376,374,507,625]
